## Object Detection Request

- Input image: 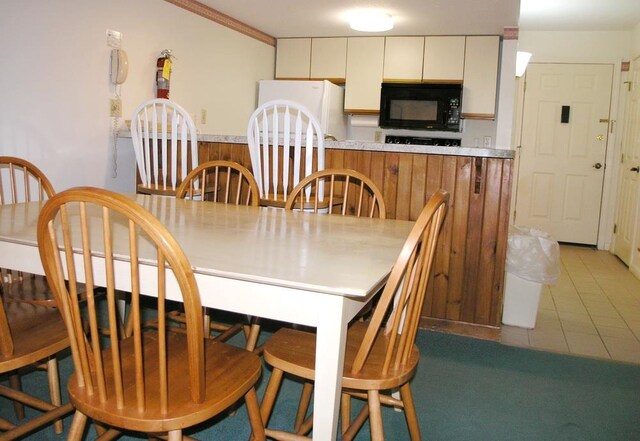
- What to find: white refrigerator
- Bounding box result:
[257,80,348,140]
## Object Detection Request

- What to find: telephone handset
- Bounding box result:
[110,49,129,85]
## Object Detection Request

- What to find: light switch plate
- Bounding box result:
[107,29,122,48]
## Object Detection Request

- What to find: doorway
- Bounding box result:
[613,56,640,270]
[514,63,614,245]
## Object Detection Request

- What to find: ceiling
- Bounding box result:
[198,0,640,38]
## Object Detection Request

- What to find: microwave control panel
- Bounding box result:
[447,98,461,126]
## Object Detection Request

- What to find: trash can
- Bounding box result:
[502,226,560,328]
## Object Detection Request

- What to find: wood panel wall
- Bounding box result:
[199,142,513,339]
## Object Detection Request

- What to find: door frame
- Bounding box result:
[511,58,626,250]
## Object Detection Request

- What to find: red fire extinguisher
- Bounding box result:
[156,49,173,99]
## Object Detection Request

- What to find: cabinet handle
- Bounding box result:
[474,157,483,194]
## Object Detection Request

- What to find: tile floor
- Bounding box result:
[500,245,640,364]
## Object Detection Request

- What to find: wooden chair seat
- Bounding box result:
[68,331,261,433]
[264,321,418,391]
[136,183,182,197]
[1,302,69,374]
[0,300,73,439]
[1,273,57,308]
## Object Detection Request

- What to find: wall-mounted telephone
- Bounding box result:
[110,49,128,85]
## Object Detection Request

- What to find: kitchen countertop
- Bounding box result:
[120,131,515,159]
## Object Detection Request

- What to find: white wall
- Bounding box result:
[634,23,640,58]
[0,0,275,193]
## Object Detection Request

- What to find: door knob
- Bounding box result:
[593,163,603,169]
[631,166,640,173]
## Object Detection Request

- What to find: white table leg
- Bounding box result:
[312,296,348,441]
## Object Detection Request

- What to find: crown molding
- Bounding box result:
[164,0,276,46]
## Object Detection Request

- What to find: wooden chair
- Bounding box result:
[173,160,262,351]
[258,190,449,441]
[37,187,265,441]
[0,294,74,439]
[0,156,69,435]
[285,168,386,218]
[131,98,198,196]
[0,156,56,302]
[247,99,325,208]
[286,168,386,324]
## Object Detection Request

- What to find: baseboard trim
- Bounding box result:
[419,317,501,341]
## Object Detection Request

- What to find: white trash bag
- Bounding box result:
[505,226,560,285]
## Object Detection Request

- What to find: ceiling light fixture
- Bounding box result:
[349,10,394,32]
[515,51,532,77]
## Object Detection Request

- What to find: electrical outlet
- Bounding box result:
[374,130,383,142]
[110,98,122,117]
[201,109,207,125]
[483,136,492,148]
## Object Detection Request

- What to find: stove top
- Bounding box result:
[385,135,461,147]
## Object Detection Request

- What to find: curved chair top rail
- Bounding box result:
[0,156,55,204]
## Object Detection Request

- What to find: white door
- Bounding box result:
[515,63,614,244]
[613,57,640,266]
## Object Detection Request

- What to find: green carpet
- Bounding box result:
[2,329,639,440]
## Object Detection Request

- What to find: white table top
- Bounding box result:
[1,194,413,299]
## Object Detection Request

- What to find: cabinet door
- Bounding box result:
[310,38,347,83]
[423,36,465,82]
[345,37,385,113]
[275,38,311,79]
[383,36,424,81]
[462,36,500,119]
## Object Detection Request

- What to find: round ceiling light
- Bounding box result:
[349,10,394,32]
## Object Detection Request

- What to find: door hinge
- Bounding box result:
[613,224,617,234]
[621,153,625,163]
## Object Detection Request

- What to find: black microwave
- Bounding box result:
[378,83,462,132]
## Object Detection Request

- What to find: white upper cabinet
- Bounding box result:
[345,37,385,113]
[423,36,465,82]
[275,38,311,79]
[462,36,500,118]
[275,35,501,118]
[310,38,347,82]
[383,36,424,81]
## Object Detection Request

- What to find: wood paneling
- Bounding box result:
[199,142,513,338]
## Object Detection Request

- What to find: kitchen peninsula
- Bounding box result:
[195,134,514,340]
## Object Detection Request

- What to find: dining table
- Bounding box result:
[0,193,414,441]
